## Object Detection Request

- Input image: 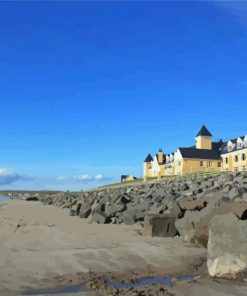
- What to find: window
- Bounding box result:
[200,161,204,167]
[242,154,246,161]
[237,140,243,149]
[217,162,221,167]
[178,161,181,166]
[228,144,233,152]
[234,155,238,162]
[207,162,212,167]
[225,157,228,164]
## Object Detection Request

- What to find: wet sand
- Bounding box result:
[0,200,246,295]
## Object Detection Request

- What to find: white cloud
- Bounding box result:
[0,168,32,186]
[56,176,66,181]
[76,174,94,181]
[94,174,105,180]
[55,174,111,183]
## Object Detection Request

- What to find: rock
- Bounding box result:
[243,193,247,201]
[176,198,243,246]
[123,210,137,225]
[142,214,178,237]
[179,199,207,211]
[105,203,126,217]
[207,213,247,279]
[228,187,241,200]
[79,202,92,219]
[70,203,82,216]
[232,202,247,220]
[91,210,111,224]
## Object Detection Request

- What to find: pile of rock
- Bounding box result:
[41,172,247,242]
[40,172,247,280]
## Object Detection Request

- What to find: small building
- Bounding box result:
[121,175,137,182]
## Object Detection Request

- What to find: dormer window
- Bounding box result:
[237,138,243,149]
[237,142,242,149]
[244,136,247,148]
[227,141,234,152]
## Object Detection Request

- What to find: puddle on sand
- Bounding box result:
[21,283,86,295]
[105,275,196,289]
[22,275,197,294]
[0,196,11,201]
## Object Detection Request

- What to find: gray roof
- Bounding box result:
[196,125,212,137]
[155,153,166,165]
[221,136,246,155]
[144,154,153,162]
[179,147,221,160]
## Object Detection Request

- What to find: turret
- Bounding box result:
[143,153,153,179]
[158,148,164,164]
[195,125,212,150]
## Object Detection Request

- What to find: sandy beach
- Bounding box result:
[0,200,246,296]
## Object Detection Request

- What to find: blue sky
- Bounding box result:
[0,1,247,191]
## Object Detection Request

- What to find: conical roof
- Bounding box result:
[196,125,212,137]
[144,153,153,162]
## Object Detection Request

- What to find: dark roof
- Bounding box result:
[121,175,128,181]
[155,153,166,165]
[212,140,224,151]
[179,147,221,160]
[144,153,153,162]
[221,136,246,155]
[196,125,212,137]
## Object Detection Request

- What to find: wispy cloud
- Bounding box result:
[56,174,111,183]
[0,168,33,186]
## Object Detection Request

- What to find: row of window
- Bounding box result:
[224,153,246,164]
[200,161,221,167]
[234,166,246,172]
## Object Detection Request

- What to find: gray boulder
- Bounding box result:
[91,210,111,224]
[105,203,126,217]
[207,213,247,279]
[143,214,178,237]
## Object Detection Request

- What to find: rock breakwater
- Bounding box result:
[41,172,247,246]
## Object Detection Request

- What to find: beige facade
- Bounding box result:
[143,125,247,179]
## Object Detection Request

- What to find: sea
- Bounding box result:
[0,196,11,201]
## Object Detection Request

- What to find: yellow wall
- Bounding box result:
[124,176,135,182]
[195,136,212,150]
[222,149,247,172]
[143,162,151,178]
[158,151,164,164]
[164,163,174,176]
[180,158,221,175]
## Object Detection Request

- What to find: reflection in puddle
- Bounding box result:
[22,275,197,295]
[105,275,196,289]
[21,283,86,295]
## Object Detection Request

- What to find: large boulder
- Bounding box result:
[207,213,247,279]
[105,203,126,217]
[179,199,207,211]
[142,214,178,237]
[90,210,111,224]
[176,198,247,247]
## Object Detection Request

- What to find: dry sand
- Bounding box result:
[0,200,246,296]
